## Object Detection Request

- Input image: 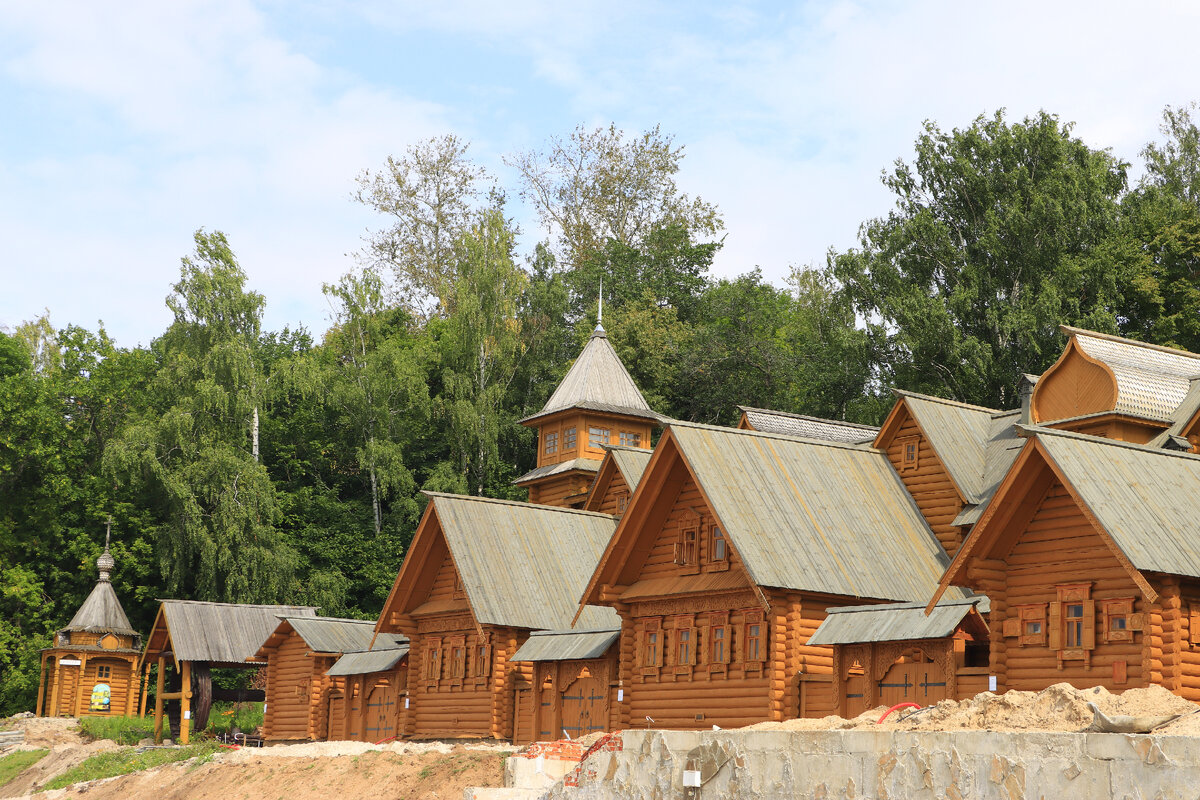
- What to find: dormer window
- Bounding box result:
[544,431,558,455]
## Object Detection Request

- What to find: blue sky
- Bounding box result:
[3,0,1199,347]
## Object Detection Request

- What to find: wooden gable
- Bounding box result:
[582,430,754,608]
[874,397,967,558]
[584,455,633,517]
[1031,336,1118,424]
[377,503,473,636]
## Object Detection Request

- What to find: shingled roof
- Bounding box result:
[808,596,989,646]
[64,547,137,636]
[405,493,620,632]
[608,445,652,490]
[738,406,878,444]
[594,423,966,603]
[520,325,659,424]
[146,601,318,664]
[1060,326,1200,421]
[256,616,383,660]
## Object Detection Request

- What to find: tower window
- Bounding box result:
[619,431,641,447]
[564,427,577,449]
[589,427,611,447]
[544,431,558,455]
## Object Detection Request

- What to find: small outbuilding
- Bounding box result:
[37,539,142,718]
[324,639,410,742]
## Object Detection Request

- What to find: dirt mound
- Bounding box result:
[1,741,119,798]
[2,717,84,748]
[747,683,1200,733]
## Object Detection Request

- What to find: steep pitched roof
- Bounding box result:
[808,596,989,646]
[386,493,620,633]
[146,601,318,664]
[886,391,1010,505]
[934,427,1200,608]
[256,616,381,659]
[520,325,658,424]
[738,406,878,444]
[586,423,963,605]
[64,545,137,636]
[1060,326,1200,421]
[609,446,653,489]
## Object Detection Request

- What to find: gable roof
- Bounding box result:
[326,644,409,677]
[257,616,380,659]
[146,601,318,664]
[520,325,658,424]
[587,423,962,605]
[385,493,620,633]
[933,426,1200,608]
[510,629,620,662]
[1148,376,1200,448]
[1059,326,1200,421]
[808,596,989,646]
[609,446,653,489]
[738,406,878,444]
[882,391,1012,506]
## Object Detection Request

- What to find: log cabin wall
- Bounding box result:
[40,648,139,718]
[1045,415,1163,445]
[593,469,632,517]
[527,473,593,508]
[1170,576,1200,701]
[263,632,316,740]
[880,408,967,559]
[982,483,1147,693]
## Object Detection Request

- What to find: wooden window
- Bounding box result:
[452,573,465,600]
[1008,604,1046,646]
[710,525,727,563]
[425,638,442,682]
[589,427,611,447]
[709,626,727,664]
[1049,584,1094,657]
[472,640,491,678]
[642,620,662,668]
[899,437,919,471]
[745,623,765,662]
[564,427,577,450]
[676,629,693,666]
[619,431,641,447]
[544,431,558,455]
[1190,601,1200,646]
[675,529,699,571]
[96,665,111,679]
[615,491,629,516]
[450,642,466,681]
[1103,599,1135,643]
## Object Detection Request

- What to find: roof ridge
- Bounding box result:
[892,388,1006,415]
[668,419,881,453]
[737,405,880,430]
[1062,325,1200,361]
[423,490,618,519]
[603,444,652,453]
[286,615,375,624]
[1021,424,1200,462]
[823,596,984,614]
[158,599,319,609]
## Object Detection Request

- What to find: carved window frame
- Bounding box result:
[898,436,920,472]
[424,637,443,688]
[640,618,662,677]
[1049,583,1094,663]
[708,524,729,571]
[1102,598,1136,643]
[672,615,696,676]
[448,635,466,686]
[707,611,730,675]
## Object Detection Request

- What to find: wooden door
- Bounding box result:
[364,684,397,743]
[877,660,948,707]
[327,693,346,741]
[844,674,868,718]
[513,688,532,745]
[560,665,607,740]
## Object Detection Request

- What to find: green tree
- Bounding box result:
[832,111,1130,408]
[355,135,492,317]
[105,230,296,603]
[507,124,724,271]
[436,207,529,497]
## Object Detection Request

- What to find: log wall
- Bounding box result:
[263,632,319,740]
[594,469,631,517]
[882,411,966,558]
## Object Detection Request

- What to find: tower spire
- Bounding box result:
[97,517,115,582]
[595,276,605,334]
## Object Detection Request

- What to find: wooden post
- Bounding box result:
[35,657,47,717]
[138,662,150,718]
[49,657,63,717]
[153,656,165,744]
[75,654,89,717]
[124,657,137,716]
[180,660,192,745]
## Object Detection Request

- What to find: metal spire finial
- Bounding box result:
[97,517,115,581]
[594,277,606,335]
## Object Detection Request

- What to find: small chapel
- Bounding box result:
[36,528,143,718]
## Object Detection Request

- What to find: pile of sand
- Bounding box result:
[747,683,1200,734]
[1,717,85,749]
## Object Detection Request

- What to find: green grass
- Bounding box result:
[207,701,263,736]
[78,715,155,745]
[41,742,221,790]
[0,750,48,788]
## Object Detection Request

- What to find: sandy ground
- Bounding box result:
[1,717,509,800]
[745,682,1200,733]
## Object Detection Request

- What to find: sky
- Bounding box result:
[2,0,1199,348]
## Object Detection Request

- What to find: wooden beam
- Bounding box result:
[153,656,165,744]
[74,654,88,718]
[49,657,63,717]
[180,660,192,745]
[35,658,46,718]
[138,662,150,718]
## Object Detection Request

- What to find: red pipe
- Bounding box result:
[374,735,398,745]
[877,702,921,723]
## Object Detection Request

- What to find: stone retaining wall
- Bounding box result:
[544,727,1200,799]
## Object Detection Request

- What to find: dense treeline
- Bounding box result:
[3,106,1199,715]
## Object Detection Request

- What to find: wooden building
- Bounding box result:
[255,616,395,741]
[580,421,966,730]
[37,541,142,718]
[324,641,409,742]
[583,445,652,518]
[807,596,991,717]
[737,405,878,444]
[515,323,658,508]
[141,600,317,743]
[509,629,620,743]
[376,492,620,739]
[929,427,1200,700]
